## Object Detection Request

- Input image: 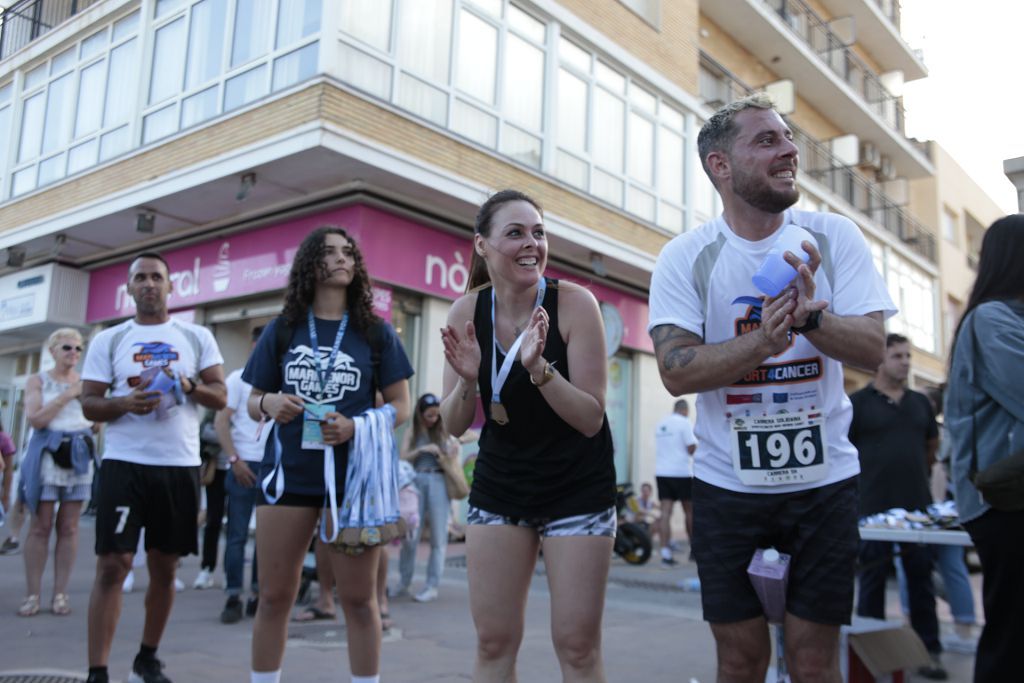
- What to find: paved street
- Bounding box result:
[0,517,978,682]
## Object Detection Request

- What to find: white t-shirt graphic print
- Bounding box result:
[648,208,896,494]
[82,318,224,467]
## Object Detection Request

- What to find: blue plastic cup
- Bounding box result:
[752,225,815,297]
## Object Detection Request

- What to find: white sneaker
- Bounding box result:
[193,568,215,589]
[413,586,438,603]
[122,569,135,593]
[942,632,978,654]
[174,577,185,592]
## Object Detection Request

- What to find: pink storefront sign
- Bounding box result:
[86,204,651,352]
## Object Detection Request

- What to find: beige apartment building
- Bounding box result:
[0,0,999,486]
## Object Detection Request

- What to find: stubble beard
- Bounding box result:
[733,171,800,214]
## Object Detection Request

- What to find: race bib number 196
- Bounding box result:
[730,413,828,486]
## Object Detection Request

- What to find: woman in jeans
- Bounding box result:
[945,214,1024,682]
[397,392,459,602]
[18,328,95,616]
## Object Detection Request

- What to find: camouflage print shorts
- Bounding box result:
[467,505,617,538]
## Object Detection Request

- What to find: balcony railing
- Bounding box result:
[0,0,101,60]
[699,55,936,263]
[762,0,906,136]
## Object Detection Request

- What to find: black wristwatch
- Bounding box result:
[184,377,199,394]
[792,310,822,335]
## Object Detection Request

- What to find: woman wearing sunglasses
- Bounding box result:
[18,328,96,617]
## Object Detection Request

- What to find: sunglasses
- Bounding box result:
[60,344,84,352]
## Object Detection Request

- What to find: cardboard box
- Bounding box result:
[840,617,931,683]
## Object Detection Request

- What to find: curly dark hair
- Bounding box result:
[281,226,380,333]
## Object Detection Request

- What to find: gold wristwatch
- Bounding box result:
[530,362,556,387]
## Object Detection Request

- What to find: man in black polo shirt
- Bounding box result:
[849,333,946,680]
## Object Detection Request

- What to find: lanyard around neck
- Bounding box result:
[490,278,546,404]
[307,309,348,402]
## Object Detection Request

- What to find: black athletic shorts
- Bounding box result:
[656,476,694,502]
[95,459,200,557]
[692,475,859,625]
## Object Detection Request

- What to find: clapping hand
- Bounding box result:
[783,240,828,329]
[520,306,549,377]
[441,321,481,383]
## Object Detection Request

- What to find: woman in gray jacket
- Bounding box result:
[945,214,1024,683]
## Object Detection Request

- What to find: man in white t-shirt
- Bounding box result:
[81,253,226,683]
[654,399,698,566]
[648,94,894,683]
[216,325,271,625]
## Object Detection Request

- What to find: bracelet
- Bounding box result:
[258,393,269,416]
[184,377,198,395]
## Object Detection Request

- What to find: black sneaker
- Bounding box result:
[917,654,948,681]
[661,556,679,567]
[245,595,259,617]
[128,654,172,683]
[86,672,109,683]
[221,596,243,624]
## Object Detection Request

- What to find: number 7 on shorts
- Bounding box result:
[115,506,131,534]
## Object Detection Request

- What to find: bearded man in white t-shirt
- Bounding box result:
[81,253,227,683]
[648,94,895,683]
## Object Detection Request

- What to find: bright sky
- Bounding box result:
[900,0,1023,214]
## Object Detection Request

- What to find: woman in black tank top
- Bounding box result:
[440,190,616,682]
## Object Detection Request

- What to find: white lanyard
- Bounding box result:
[490,278,546,404]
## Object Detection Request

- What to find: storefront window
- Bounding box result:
[606,354,633,483]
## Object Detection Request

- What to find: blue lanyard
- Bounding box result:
[307,309,348,402]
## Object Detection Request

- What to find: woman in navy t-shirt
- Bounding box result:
[242,227,413,683]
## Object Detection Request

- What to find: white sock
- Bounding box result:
[661,547,672,560]
[251,671,281,683]
[351,675,380,683]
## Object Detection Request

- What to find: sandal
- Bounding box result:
[17,595,40,617]
[52,593,71,616]
[381,611,392,632]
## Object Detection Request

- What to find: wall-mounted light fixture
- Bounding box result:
[589,252,608,277]
[136,211,156,234]
[6,246,27,268]
[236,172,257,201]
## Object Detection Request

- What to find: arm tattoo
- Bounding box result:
[651,325,702,372]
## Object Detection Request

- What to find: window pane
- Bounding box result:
[452,99,497,147]
[456,10,497,105]
[0,106,11,176]
[660,103,683,130]
[80,30,107,60]
[555,149,587,189]
[657,126,683,203]
[186,0,228,90]
[593,88,624,171]
[224,64,269,111]
[38,153,66,186]
[627,112,653,185]
[277,0,321,48]
[43,71,74,152]
[659,202,683,232]
[627,186,655,221]
[100,125,131,160]
[592,168,623,206]
[232,0,274,67]
[113,10,140,41]
[19,92,46,162]
[0,83,11,104]
[150,18,187,104]
[51,48,76,75]
[75,59,107,138]
[397,0,452,83]
[466,0,500,17]
[272,42,319,90]
[338,43,392,99]
[556,69,586,152]
[559,37,590,73]
[156,0,187,17]
[629,82,656,113]
[143,104,177,143]
[596,61,625,94]
[24,64,47,91]
[180,86,218,127]
[68,139,99,174]
[501,124,541,168]
[508,5,545,43]
[503,34,543,130]
[106,39,140,127]
[340,0,392,52]
[395,73,447,126]
[12,166,37,196]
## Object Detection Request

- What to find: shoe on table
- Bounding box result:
[917,653,948,681]
[221,596,243,624]
[193,568,215,589]
[413,586,439,603]
[245,595,259,617]
[128,654,172,683]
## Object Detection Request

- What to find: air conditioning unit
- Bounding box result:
[878,155,895,180]
[860,142,881,169]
